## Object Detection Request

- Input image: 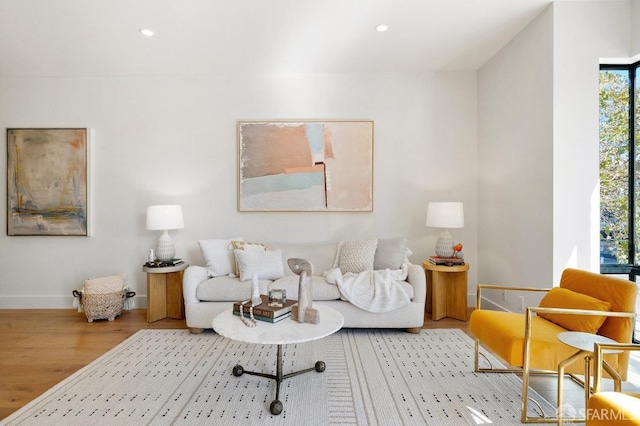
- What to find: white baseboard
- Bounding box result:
[0,295,147,309]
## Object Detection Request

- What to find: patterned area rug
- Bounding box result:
[2,328,554,425]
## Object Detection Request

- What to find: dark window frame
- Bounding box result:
[600,61,639,275]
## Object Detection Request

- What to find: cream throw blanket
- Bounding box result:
[324,264,411,313]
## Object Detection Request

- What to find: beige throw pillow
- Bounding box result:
[338,238,378,274]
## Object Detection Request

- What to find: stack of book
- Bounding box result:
[144,258,184,268]
[429,255,465,266]
[232,295,297,323]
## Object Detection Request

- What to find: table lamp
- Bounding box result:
[426,202,464,258]
[146,205,184,262]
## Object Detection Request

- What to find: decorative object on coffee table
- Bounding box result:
[236,298,257,327]
[288,258,319,324]
[268,289,286,307]
[250,273,261,306]
[233,294,295,323]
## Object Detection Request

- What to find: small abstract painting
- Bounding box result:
[238,121,373,212]
[7,128,88,236]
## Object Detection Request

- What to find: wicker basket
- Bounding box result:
[73,289,135,322]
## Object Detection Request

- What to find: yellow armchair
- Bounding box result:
[469,268,637,423]
[587,342,640,426]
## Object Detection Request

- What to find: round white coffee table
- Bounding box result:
[212,304,344,415]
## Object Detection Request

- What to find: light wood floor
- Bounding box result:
[0,308,630,421]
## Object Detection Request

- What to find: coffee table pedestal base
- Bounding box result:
[232,344,326,415]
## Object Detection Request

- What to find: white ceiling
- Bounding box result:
[0,0,574,77]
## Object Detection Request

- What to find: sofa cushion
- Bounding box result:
[269,242,339,276]
[469,310,580,369]
[234,249,286,281]
[538,287,611,333]
[268,276,341,301]
[198,237,242,277]
[196,276,272,302]
[374,237,408,270]
[336,238,378,273]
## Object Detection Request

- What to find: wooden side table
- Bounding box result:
[142,263,189,322]
[422,261,470,321]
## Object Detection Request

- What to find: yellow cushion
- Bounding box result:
[587,392,640,425]
[538,287,611,333]
[470,309,621,374]
[469,310,576,369]
[559,268,637,343]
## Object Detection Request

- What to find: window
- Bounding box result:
[600,62,639,273]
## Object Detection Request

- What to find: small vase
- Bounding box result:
[251,273,261,306]
[298,271,313,322]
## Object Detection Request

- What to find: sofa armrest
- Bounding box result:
[183,265,210,304]
[407,263,426,304]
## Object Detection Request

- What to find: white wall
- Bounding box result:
[552,1,631,280]
[477,6,554,311]
[477,1,632,311]
[633,0,640,58]
[0,72,478,308]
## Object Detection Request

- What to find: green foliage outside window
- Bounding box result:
[599,69,630,265]
[600,65,640,268]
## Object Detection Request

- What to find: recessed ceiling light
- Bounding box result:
[139,28,154,37]
[375,24,388,32]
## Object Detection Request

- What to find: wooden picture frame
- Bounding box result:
[237,120,373,212]
[7,128,89,236]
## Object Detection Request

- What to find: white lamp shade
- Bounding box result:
[146,205,184,230]
[425,202,464,229]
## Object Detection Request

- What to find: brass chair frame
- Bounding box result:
[474,284,637,424]
[593,342,640,393]
[588,343,640,425]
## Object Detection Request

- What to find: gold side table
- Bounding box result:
[423,261,470,321]
[142,263,189,322]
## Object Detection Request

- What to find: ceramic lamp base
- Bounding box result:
[435,230,455,258]
[155,230,175,261]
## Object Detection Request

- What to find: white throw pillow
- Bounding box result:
[338,238,378,273]
[230,240,267,274]
[234,249,286,281]
[198,237,243,277]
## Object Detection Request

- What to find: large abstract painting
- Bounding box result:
[7,128,88,236]
[238,121,373,212]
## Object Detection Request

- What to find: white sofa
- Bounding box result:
[183,238,426,333]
